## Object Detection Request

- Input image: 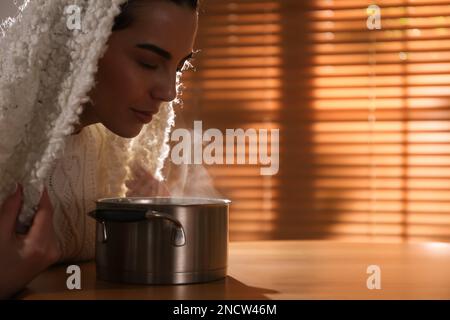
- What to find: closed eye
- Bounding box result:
[139,61,157,70]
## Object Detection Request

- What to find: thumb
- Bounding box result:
[37,186,53,212]
[0,183,23,235]
[27,187,55,242]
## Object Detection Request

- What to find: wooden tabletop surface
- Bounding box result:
[17,240,450,300]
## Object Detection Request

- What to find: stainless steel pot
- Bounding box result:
[88,197,230,285]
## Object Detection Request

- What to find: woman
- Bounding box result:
[0,0,199,298]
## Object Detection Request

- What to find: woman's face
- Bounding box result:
[84,1,198,138]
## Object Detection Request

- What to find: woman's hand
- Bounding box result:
[0,184,61,299]
[125,164,171,197]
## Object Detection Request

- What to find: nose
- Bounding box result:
[151,71,177,102]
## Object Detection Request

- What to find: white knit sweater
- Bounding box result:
[45,125,100,262]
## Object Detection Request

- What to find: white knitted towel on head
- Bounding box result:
[0,0,176,233]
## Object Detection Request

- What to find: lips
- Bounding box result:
[130,107,158,124]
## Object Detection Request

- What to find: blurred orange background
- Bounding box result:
[178,0,450,243]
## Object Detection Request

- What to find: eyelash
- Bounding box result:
[139,59,195,73]
[139,61,157,70]
[177,59,195,73]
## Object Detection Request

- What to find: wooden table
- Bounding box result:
[17,240,450,300]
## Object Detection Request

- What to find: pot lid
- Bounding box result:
[96,197,231,206]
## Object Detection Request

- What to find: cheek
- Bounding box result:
[94,52,145,110]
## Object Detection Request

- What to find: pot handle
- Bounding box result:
[88,209,186,247]
[145,210,186,247]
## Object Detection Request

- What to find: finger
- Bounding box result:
[130,176,157,197]
[125,179,145,197]
[136,180,153,197]
[140,184,155,197]
[139,170,170,196]
[125,189,133,197]
[124,179,139,191]
[127,165,169,197]
[125,186,143,197]
[158,182,171,196]
[135,165,162,185]
[132,171,154,194]
[143,171,170,196]
[0,183,23,236]
[27,187,55,243]
[134,172,154,187]
[153,179,170,196]
[130,163,147,180]
[145,179,170,197]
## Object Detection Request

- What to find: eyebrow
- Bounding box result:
[136,43,194,63]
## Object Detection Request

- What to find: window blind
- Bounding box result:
[178,0,450,242]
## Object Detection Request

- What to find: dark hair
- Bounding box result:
[113,0,199,31]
